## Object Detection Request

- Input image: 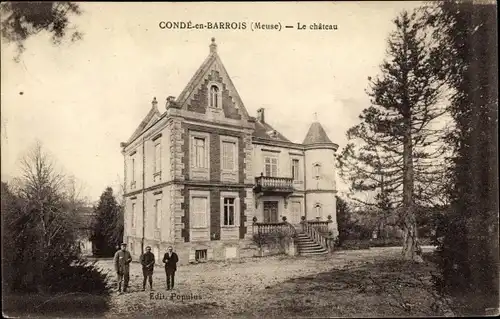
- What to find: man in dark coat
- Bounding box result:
[113,243,132,293]
[140,246,155,291]
[162,246,179,290]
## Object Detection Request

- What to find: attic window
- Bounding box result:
[209,84,220,108]
[268,130,278,139]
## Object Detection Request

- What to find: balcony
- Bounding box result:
[253,174,294,195]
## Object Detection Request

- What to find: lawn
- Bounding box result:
[2,292,110,318]
[3,247,451,318]
[96,246,448,318]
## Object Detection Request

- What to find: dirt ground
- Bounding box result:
[98,246,444,318]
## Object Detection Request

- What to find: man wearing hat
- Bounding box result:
[113,243,132,293]
[140,246,155,291]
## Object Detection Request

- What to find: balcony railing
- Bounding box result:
[254,175,294,193]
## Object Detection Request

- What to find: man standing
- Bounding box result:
[162,246,179,290]
[113,243,132,293]
[140,246,155,291]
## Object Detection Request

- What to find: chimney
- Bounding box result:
[257,108,265,123]
[209,37,217,54]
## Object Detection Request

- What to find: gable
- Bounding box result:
[126,102,161,144]
[175,42,250,121]
[144,113,161,130]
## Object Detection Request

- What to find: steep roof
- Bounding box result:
[175,38,250,119]
[126,98,161,144]
[303,122,333,145]
[253,119,291,142]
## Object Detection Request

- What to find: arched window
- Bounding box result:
[314,203,322,218]
[210,85,220,108]
[313,163,321,179]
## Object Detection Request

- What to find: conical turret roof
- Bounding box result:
[303,122,333,145]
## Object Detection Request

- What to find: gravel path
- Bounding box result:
[99,247,410,318]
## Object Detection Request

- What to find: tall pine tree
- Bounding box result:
[425,0,498,313]
[91,187,123,257]
[339,9,447,261]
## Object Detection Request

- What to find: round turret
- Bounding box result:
[303,120,339,237]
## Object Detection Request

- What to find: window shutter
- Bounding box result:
[155,143,161,172]
[204,197,209,227]
[222,143,228,170]
[234,197,240,226]
[223,142,235,171]
[191,137,195,168]
[156,199,162,228]
[229,143,235,170]
[202,139,207,169]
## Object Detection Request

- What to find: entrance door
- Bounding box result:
[290,200,301,224]
[263,201,279,222]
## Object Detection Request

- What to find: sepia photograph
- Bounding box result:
[1,1,498,318]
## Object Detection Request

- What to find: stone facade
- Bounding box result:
[121,39,339,264]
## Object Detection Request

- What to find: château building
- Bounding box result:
[120,38,339,263]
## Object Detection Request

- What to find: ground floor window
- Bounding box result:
[221,192,239,227]
[195,249,207,261]
[223,198,235,226]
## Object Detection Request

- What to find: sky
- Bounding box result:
[1,1,424,202]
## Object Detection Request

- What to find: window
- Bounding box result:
[192,137,206,168]
[223,198,236,226]
[220,192,239,229]
[190,132,210,180]
[154,143,161,174]
[313,163,321,179]
[154,199,162,229]
[220,136,238,182]
[131,203,136,228]
[131,157,136,188]
[292,159,300,180]
[222,141,236,171]
[210,85,219,108]
[192,197,208,228]
[195,249,207,261]
[264,157,278,177]
[314,203,322,218]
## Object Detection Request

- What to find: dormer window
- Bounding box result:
[267,130,278,139]
[209,84,221,108]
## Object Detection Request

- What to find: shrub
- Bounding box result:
[370,237,403,247]
[252,228,295,254]
[338,239,371,250]
[44,259,111,295]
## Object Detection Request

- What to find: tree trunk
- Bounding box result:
[401,213,423,262]
[401,110,422,262]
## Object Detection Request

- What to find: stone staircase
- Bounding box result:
[295,232,328,256]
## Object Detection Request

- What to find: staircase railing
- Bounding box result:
[307,220,330,234]
[301,221,335,253]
